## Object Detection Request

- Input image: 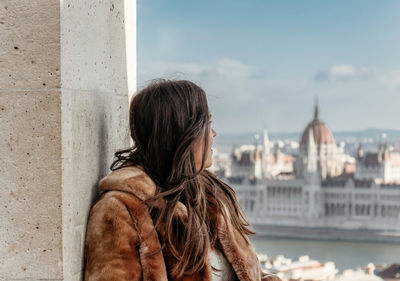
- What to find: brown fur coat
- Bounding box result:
[83,166,280,281]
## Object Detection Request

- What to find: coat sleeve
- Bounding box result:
[83,196,142,281]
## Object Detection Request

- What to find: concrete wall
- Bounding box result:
[0,0,136,280]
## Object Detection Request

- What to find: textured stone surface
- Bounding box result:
[61,0,131,96]
[61,90,130,278]
[0,1,61,90]
[60,1,135,280]
[0,90,62,279]
[0,278,63,281]
[0,0,136,280]
[2,278,63,281]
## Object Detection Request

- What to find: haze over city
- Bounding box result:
[138,0,400,134]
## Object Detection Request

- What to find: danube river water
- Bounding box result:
[250,236,400,272]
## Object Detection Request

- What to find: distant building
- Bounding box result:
[228,100,400,238]
[230,130,294,181]
[355,138,400,184]
[258,254,383,281]
[294,101,346,180]
[266,255,337,281]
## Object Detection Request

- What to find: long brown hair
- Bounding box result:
[111,79,254,278]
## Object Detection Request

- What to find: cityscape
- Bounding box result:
[209,101,400,280]
[137,1,400,280]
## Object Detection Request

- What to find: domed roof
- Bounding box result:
[300,101,335,145]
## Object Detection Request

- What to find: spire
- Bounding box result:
[379,133,389,162]
[381,133,387,150]
[231,144,238,161]
[263,128,269,149]
[273,142,281,164]
[262,128,270,179]
[274,142,280,156]
[254,134,260,152]
[254,134,262,179]
[357,143,363,160]
[314,95,319,121]
[253,134,260,162]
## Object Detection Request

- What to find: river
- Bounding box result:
[250,236,400,272]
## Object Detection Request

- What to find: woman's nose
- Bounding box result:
[212,128,217,137]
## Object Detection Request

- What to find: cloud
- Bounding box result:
[139,58,256,80]
[315,64,370,81]
[138,58,261,102]
[215,58,254,78]
[379,72,400,88]
[140,61,211,78]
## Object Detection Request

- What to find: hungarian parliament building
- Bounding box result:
[217,103,400,240]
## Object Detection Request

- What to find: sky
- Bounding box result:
[137,0,400,134]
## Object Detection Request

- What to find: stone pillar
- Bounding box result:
[0,1,136,280]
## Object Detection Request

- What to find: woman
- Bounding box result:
[83,80,280,281]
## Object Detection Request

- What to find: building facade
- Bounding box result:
[294,102,345,180]
[228,102,400,236]
[355,141,400,184]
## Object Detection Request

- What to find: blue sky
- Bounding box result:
[137,0,400,134]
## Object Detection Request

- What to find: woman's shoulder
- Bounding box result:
[90,189,142,214]
[98,165,157,201]
[87,165,157,228]
[86,190,144,234]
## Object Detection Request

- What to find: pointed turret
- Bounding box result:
[262,128,270,178]
[274,143,281,160]
[381,133,388,150]
[231,144,239,162]
[263,128,270,149]
[254,134,260,156]
[357,143,363,160]
[254,134,262,179]
[378,133,389,162]
[314,95,319,121]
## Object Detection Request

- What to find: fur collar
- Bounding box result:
[99,165,188,217]
[99,166,156,200]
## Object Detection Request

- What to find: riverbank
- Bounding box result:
[250,236,400,273]
[253,223,400,244]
